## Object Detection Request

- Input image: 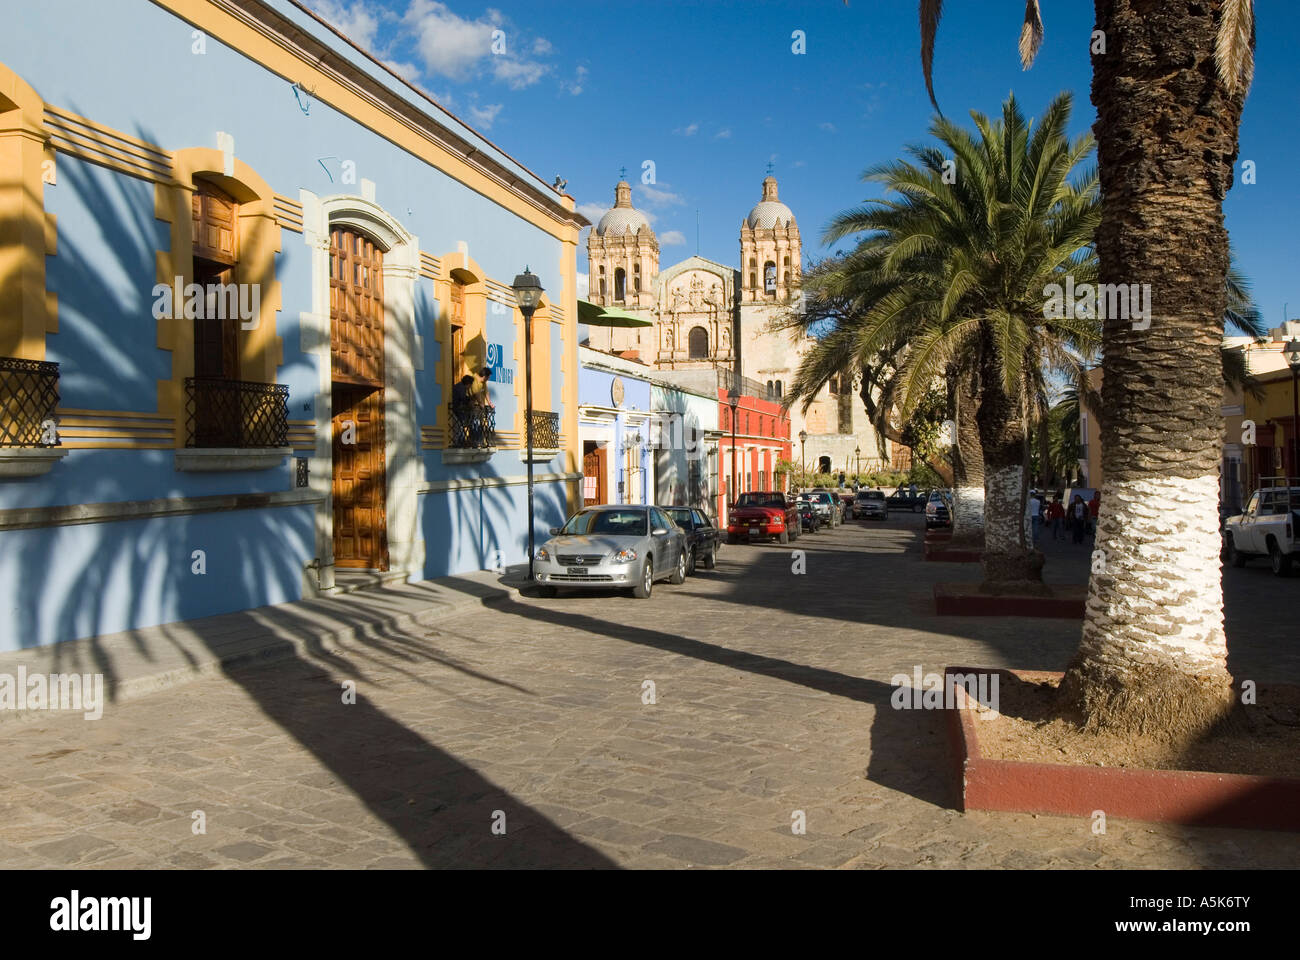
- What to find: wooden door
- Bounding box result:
[583,443,607,506]
[332,383,387,569]
[330,226,387,570]
[330,227,385,385]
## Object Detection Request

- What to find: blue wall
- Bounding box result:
[1,2,574,649]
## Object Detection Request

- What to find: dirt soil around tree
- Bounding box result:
[973,673,1300,779]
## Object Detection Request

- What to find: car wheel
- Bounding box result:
[1269,541,1292,577]
[1226,535,1248,568]
[632,557,654,598]
[687,546,697,576]
[669,549,687,584]
[703,547,716,570]
[536,585,557,598]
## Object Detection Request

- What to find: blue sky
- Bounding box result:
[304,0,1299,327]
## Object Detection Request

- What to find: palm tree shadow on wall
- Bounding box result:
[5,121,612,868]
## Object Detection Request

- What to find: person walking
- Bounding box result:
[1070,495,1088,544]
[1046,496,1065,541]
[1026,490,1043,546]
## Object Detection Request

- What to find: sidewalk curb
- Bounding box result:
[0,575,528,722]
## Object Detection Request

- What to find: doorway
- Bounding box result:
[330,225,388,570]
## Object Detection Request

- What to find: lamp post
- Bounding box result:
[513,267,544,580]
[727,387,740,518]
[855,445,861,484]
[1286,338,1300,479]
[798,429,808,490]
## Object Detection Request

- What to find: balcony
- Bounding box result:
[524,409,560,462]
[177,377,291,472]
[0,356,67,477]
[444,401,497,464]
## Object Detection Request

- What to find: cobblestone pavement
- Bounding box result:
[2,512,1297,869]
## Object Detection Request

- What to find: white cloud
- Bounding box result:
[638,184,685,207]
[383,59,423,83]
[792,160,807,168]
[533,37,553,55]
[576,201,607,223]
[577,272,589,298]
[304,0,381,50]
[714,128,732,139]
[468,103,503,129]
[493,58,550,90]
[660,230,687,246]
[819,122,836,132]
[673,123,699,137]
[561,65,588,96]
[403,0,499,80]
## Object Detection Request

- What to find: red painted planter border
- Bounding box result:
[924,544,981,562]
[946,667,1300,831]
[934,582,1085,618]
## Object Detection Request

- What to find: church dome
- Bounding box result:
[595,180,652,237]
[745,176,796,229]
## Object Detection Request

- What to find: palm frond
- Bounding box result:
[1216,0,1256,95]
[920,0,945,110]
[1018,0,1044,69]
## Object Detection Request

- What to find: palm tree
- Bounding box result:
[796,93,1099,588]
[917,1,1256,744]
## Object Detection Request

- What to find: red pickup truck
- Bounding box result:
[727,491,800,544]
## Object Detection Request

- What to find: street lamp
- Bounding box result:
[1286,338,1300,478]
[855,445,861,484]
[727,387,740,517]
[513,267,544,580]
[798,429,808,490]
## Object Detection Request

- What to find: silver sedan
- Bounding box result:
[533,504,688,599]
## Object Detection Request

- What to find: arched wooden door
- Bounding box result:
[330,226,388,570]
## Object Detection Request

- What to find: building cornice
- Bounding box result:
[169,0,587,233]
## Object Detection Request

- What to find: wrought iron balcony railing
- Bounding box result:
[528,410,560,449]
[448,401,497,449]
[0,356,60,447]
[185,377,289,448]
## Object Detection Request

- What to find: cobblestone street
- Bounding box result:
[2,512,1297,869]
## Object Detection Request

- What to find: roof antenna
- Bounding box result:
[696,209,700,256]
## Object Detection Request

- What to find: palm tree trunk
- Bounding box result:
[1060,0,1242,744]
[977,353,1045,591]
[950,366,985,549]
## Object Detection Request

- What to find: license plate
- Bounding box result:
[567,567,588,575]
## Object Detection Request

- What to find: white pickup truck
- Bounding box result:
[1224,479,1300,576]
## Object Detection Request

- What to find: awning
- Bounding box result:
[578,299,652,327]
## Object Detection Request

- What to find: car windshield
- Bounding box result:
[665,508,693,528]
[857,491,884,500]
[561,510,648,536]
[736,493,785,508]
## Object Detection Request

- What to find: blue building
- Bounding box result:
[0,0,586,650]
[578,347,653,507]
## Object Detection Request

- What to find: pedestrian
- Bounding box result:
[1026,490,1043,546]
[1070,495,1088,544]
[468,367,494,445]
[452,374,474,445]
[1088,491,1101,536]
[1046,496,1065,540]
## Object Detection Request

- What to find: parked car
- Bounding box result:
[855,488,889,521]
[1223,479,1300,576]
[925,490,952,529]
[728,491,800,544]
[533,504,687,599]
[797,500,821,534]
[807,490,843,527]
[886,488,928,513]
[797,491,838,528]
[664,506,722,574]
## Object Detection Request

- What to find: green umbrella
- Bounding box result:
[578,299,652,327]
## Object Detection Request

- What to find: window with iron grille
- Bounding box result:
[0,357,60,447]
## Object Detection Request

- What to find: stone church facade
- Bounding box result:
[585,175,892,479]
